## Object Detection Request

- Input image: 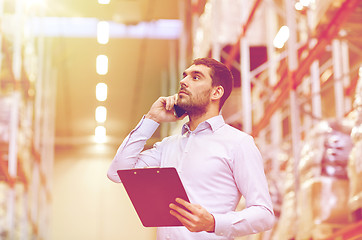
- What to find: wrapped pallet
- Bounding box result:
[272,158,298,240]
[348,75,362,221]
[297,120,353,240]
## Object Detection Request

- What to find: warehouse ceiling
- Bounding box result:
[51,0,181,151]
[49,0,362,154]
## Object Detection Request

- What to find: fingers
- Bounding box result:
[174,198,200,213]
[169,209,193,227]
[169,202,195,222]
[169,198,215,233]
[146,94,180,123]
[163,94,178,111]
[169,205,197,232]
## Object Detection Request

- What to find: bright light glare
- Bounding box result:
[96,106,107,123]
[96,55,108,75]
[300,0,311,7]
[26,0,45,8]
[321,68,333,83]
[98,0,110,4]
[273,26,290,49]
[359,66,362,78]
[95,126,106,143]
[295,2,303,11]
[96,83,108,101]
[97,21,109,44]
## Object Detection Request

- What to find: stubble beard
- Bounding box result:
[177,89,211,117]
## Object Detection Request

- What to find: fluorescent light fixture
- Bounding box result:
[96,55,108,75]
[96,106,107,123]
[273,26,290,49]
[98,0,110,4]
[26,17,182,39]
[96,83,108,101]
[97,21,109,44]
[95,126,106,143]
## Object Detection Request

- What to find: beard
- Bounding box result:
[177,88,211,116]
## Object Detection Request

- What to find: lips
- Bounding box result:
[178,89,189,96]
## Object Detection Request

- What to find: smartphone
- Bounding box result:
[174,104,186,118]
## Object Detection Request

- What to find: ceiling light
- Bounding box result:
[273,26,290,49]
[97,21,109,44]
[98,0,110,4]
[96,55,108,75]
[295,2,303,11]
[95,126,106,143]
[96,83,108,101]
[96,106,107,123]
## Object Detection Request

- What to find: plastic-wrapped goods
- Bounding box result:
[348,75,362,221]
[271,159,298,240]
[297,120,353,240]
[193,0,267,58]
[321,124,353,179]
[297,177,350,240]
[299,121,332,184]
[299,120,353,182]
[348,141,362,221]
[0,96,12,144]
[272,190,297,240]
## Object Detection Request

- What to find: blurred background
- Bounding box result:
[0,0,361,239]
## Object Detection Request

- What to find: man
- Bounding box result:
[107,58,275,239]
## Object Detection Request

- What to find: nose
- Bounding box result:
[180,76,188,88]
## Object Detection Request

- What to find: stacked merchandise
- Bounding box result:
[0,96,12,152]
[272,157,298,240]
[348,76,362,221]
[297,120,353,239]
[0,93,33,239]
[0,96,12,238]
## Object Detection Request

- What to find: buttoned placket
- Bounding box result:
[178,130,193,172]
[177,122,211,172]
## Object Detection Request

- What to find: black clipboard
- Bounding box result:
[117,167,189,227]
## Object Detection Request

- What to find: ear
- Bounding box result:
[211,85,224,101]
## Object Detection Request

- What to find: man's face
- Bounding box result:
[177,64,213,115]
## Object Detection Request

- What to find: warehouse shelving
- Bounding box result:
[188,0,362,239]
[0,0,56,239]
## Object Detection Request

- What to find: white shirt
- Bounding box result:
[108,115,275,239]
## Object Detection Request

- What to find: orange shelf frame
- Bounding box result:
[251,0,361,137]
[324,220,362,240]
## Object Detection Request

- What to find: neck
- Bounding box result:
[188,107,219,131]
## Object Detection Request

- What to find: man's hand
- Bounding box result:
[145,94,186,123]
[169,198,215,233]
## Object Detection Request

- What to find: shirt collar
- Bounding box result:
[181,115,225,135]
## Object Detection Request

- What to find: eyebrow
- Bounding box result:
[183,70,206,78]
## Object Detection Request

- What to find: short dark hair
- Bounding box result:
[192,58,233,110]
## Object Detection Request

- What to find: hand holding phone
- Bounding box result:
[174,104,186,118]
[146,95,186,122]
